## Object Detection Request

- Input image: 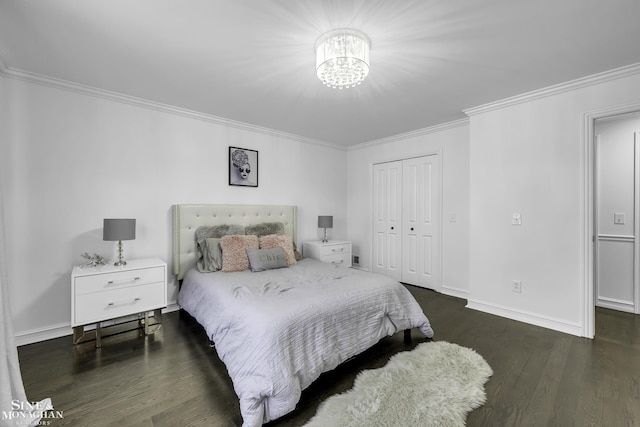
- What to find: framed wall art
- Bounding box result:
[229,146,258,187]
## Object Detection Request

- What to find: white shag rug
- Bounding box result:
[305,341,493,427]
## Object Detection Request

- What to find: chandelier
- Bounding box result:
[315,29,370,89]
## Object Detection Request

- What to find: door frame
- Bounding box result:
[583,102,640,338]
[371,150,443,291]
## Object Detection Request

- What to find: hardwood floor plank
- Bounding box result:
[17,286,640,426]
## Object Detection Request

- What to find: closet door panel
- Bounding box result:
[373,166,387,274]
[402,160,420,284]
[402,155,440,289]
[421,161,435,279]
[373,161,402,280]
[388,232,401,274]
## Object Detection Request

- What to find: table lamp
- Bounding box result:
[103,218,136,266]
[318,215,333,243]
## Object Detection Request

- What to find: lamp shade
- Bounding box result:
[103,218,136,241]
[318,216,333,229]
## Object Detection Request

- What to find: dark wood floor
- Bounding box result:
[18,286,640,426]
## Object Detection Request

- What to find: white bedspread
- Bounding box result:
[177,258,434,427]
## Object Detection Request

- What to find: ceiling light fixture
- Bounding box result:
[315,29,370,89]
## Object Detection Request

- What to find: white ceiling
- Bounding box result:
[1,0,639,147]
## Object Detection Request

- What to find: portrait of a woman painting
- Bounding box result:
[229,147,258,187]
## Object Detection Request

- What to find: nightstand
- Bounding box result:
[303,240,352,267]
[71,257,167,347]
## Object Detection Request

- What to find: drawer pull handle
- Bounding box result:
[332,260,344,264]
[331,248,344,253]
[107,297,141,307]
[106,277,141,285]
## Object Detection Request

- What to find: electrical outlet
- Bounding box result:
[512,280,522,293]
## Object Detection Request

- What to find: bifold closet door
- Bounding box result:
[402,155,440,290]
[373,155,441,289]
[373,161,402,281]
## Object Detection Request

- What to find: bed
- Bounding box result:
[173,204,434,427]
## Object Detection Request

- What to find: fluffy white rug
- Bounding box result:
[305,341,493,427]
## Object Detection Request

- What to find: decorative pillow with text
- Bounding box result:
[259,234,297,266]
[246,247,288,272]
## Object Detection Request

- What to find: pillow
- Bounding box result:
[245,222,285,237]
[196,237,222,273]
[292,241,303,261]
[194,224,246,240]
[195,224,245,271]
[259,234,297,266]
[246,247,288,272]
[220,235,259,272]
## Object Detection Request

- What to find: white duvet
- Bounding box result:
[178,258,434,427]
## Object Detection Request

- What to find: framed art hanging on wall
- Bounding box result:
[229,146,258,187]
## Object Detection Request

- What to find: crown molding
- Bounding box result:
[463,62,640,117]
[348,117,469,151]
[0,63,346,152]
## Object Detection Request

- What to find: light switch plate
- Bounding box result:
[512,213,522,225]
[614,213,625,225]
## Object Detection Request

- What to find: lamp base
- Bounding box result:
[113,240,127,267]
[322,228,328,243]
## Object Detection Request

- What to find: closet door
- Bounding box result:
[402,155,440,290]
[372,161,402,280]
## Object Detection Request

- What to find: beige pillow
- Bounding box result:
[259,234,297,266]
[220,235,259,272]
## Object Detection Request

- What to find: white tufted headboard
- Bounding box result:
[172,204,297,280]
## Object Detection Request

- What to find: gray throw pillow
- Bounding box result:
[195,224,245,241]
[197,237,223,272]
[194,224,245,271]
[246,247,288,272]
[245,222,285,237]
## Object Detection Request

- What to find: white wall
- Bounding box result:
[467,70,640,336]
[0,75,347,344]
[346,121,470,297]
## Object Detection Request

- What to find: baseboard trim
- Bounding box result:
[15,323,71,347]
[466,298,583,337]
[596,297,635,313]
[16,302,181,347]
[440,285,469,300]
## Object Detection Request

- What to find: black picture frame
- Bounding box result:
[229,147,259,187]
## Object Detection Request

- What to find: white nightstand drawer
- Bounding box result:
[303,240,352,267]
[319,243,350,257]
[74,282,166,325]
[74,266,165,295]
[322,252,351,266]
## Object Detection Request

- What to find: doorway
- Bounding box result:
[594,114,640,314]
[585,107,640,338]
